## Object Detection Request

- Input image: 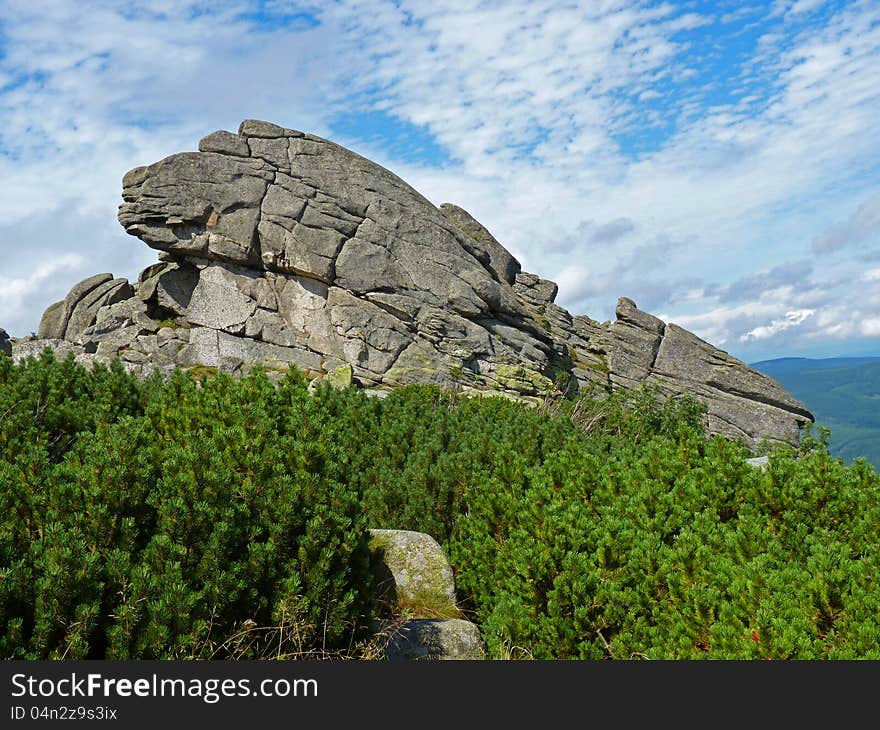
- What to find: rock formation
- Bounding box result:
[0,328,11,357]
[13,120,813,448]
[380,619,485,661]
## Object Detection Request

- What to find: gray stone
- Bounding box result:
[238,119,304,138]
[187,265,257,332]
[328,289,410,375]
[198,130,251,158]
[65,278,133,342]
[150,262,200,316]
[94,325,150,358]
[91,296,158,335]
[13,338,84,364]
[20,120,811,450]
[368,529,458,618]
[179,327,324,375]
[248,137,291,169]
[118,152,272,265]
[381,619,485,661]
[514,271,559,305]
[37,301,65,341]
[440,203,521,284]
[0,328,10,357]
[38,273,113,339]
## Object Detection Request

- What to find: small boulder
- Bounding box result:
[382,619,486,661]
[368,529,459,619]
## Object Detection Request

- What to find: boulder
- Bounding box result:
[746,456,770,469]
[381,619,486,661]
[368,529,459,618]
[13,338,84,364]
[64,278,133,342]
[0,328,10,357]
[38,273,113,339]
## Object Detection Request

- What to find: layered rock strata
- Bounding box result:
[14,120,812,448]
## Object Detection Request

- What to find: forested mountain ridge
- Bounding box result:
[753,357,880,468]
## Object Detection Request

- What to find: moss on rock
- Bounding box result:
[494,364,555,395]
[368,529,461,619]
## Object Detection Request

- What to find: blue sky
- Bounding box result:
[0,0,878,362]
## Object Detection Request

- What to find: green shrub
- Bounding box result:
[0,357,372,658]
[443,398,880,659]
[2,353,879,659]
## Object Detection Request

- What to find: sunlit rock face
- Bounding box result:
[18,120,812,448]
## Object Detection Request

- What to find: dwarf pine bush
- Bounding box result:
[2,353,879,659]
[0,356,372,658]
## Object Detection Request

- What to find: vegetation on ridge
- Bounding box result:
[1,352,879,659]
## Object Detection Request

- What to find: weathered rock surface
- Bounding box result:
[746,455,770,469]
[14,120,813,448]
[368,528,485,660]
[369,529,459,618]
[381,619,486,661]
[0,328,10,357]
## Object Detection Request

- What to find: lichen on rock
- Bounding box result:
[368,529,460,619]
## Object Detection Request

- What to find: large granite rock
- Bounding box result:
[15,120,813,448]
[0,328,10,357]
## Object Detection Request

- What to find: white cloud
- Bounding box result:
[0,255,85,299]
[553,265,594,303]
[663,300,782,343]
[742,309,815,342]
[0,254,85,334]
[0,0,877,362]
[0,0,337,335]
[789,0,827,16]
[813,193,880,254]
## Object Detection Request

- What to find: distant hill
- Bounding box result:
[752,357,880,468]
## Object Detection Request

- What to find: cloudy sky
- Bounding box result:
[1,0,878,362]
